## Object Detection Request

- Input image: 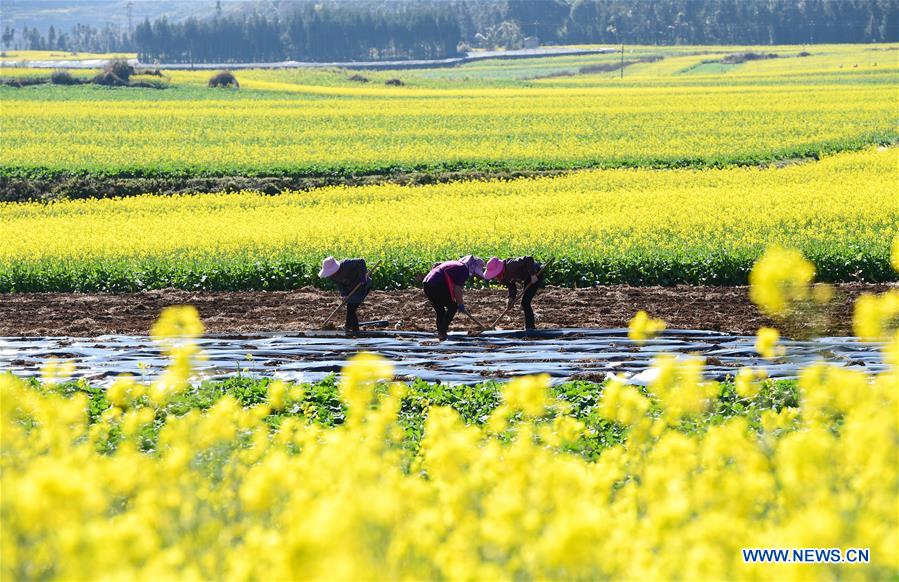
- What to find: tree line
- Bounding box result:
[2,0,897,63]
[539,0,899,45]
[2,23,132,54]
[132,4,461,63]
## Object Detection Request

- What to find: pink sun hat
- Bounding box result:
[484,257,505,280]
[319,256,339,278]
[459,255,485,279]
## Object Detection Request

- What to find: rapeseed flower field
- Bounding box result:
[2,250,897,579]
[2,41,898,580]
[1,148,895,291]
[1,44,896,179]
[2,82,893,176]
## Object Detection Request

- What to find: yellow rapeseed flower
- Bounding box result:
[150,305,205,344]
[39,357,75,385]
[892,235,899,273]
[749,246,815,316]
[628,310,666,344]
[755,327,784,359]
[853,290,899,342]
[267,380,288,411]
[734,367,767,398]
[598,377,651,426]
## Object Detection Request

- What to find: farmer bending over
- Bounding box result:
[319,256,371,334]
[423,255,485,340]
[484,256,544,330]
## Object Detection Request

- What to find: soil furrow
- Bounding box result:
[1,283,892,337]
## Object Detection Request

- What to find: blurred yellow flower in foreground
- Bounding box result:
[755,327,785,359]
[150,305,205,345]
[628,310,666,344]
[39,357,76,385]
[734,367,768,399]
[749,246,815,316]
[854,290,899,342]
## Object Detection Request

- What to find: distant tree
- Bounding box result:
[135,19,154,61]
[1,26,14,50]
[507,0,570,41]
[27,27,45,50]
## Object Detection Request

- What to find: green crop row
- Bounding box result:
[35,374,800,461]
[0,247,895,293]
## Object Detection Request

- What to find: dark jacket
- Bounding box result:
[423,260,469,302]
[331,258,370,303]
[499,256,542,301]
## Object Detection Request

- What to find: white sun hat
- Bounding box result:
[459,255,485,279]
[319,256,340,278]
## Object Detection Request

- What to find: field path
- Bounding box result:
[1,284,891,338]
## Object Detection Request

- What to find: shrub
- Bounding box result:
[0,76,47,87]
[348,74,369,83]
[50,70,81,85]
[104,59,135,82]
[209,70,239,88]
[92,71,126,86]
[721,52,779,64]
[91,60,135,87]
[385,78,404,86]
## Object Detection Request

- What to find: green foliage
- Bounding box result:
[1,238,894,292]
[47,375,800,461]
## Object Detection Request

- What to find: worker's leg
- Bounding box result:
[444,303,458,333]
[424,283,448,338]
[521,279,542,330]
[345,302,360,334]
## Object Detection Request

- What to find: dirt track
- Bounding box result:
[0,284,891,337]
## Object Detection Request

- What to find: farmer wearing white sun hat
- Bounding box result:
[422,255,485,339]
[484,256,544,330]
[319,256,371,333]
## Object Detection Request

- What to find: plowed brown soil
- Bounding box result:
[0,284,892,337]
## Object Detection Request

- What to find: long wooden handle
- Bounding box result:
[489,257,555,329]
[461,309,487,332]
[489,302,516,329]
[522,257,554,293]
[322,260,383,326]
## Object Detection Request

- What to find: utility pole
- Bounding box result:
[126,2,133,32]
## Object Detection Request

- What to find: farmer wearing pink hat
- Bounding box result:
[319,256,371,334]
[422,255,485,339]
[484,256,544,330]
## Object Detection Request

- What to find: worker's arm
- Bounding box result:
[525,257,540,285]
[454,285,465,311]
[507,282,517,306]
